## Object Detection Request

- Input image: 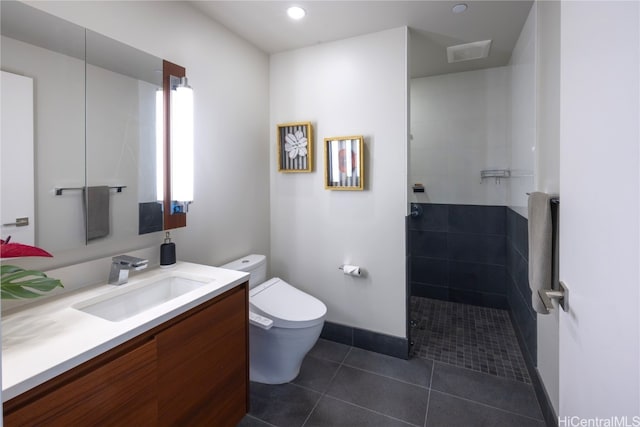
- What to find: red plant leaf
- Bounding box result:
[0,242,53,259]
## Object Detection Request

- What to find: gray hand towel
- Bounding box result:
[528,192,552,314]
[84,186,110,241]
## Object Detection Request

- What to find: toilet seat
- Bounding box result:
[250,277,326,329]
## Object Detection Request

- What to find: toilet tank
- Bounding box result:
[220,254,267,288]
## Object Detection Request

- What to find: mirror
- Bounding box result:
[85,29,163,238]
[1,1,165,256]
[1,1,86,252]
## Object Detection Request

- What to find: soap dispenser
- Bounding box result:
[160,231,176,267]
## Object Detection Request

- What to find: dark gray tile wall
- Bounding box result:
[407,204,536,365]
[408,204,507,308]
[506,208,560,427]
[506,208,537,366]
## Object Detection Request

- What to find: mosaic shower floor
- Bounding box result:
[410,296,531,384]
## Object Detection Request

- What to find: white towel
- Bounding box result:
[528,192,552,314]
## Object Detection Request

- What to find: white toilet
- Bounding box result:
[220,254,327,384]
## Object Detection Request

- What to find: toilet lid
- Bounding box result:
[250,277,327,329]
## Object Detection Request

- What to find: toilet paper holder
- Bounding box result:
[338,264,362,277]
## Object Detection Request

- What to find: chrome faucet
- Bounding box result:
[108,255,148,285]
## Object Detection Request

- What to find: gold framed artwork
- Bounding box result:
[277,122,313,172]
[324,136,364,190]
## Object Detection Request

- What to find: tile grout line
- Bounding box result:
[243,413,279,427]
[319,394,420,427]
[430,360,531,388]
[249,342,348,427]
[430,389,545,423]
[408,256,508,269]
[423,363,435,427]
[323,346,428,426]
[339,362,430,390]
[300,346,353,427]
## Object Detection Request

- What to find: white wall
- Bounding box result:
[534,0,561,416]
[18,1,270,272]
[559,0,639,419]
[508,2,536,218]
[535,1,560,197]
[410,67,510,206]
[270,28,408,338]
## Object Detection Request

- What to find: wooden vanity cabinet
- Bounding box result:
[157,283,248,426]
[3,283,249,427]
[4,339,158,426]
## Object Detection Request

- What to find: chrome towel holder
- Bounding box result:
[54,185,126,196]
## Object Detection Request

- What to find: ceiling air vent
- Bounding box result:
[447,40,492,63]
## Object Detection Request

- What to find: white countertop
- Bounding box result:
[1,261,249,402]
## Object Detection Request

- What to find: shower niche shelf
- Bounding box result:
[480,169,511,184]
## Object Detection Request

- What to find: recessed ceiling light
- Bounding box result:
[452,3,468,13]
[287,6,306,20]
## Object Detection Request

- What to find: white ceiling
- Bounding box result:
[190,0,534,78]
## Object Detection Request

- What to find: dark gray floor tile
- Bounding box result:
[236,414,276,426]
[410,297,530,384]
[326,365,428,426]
[308,338,351,363]
[431,362,543,420]
[248,382,321,427]
[305,396,416,427]
[292,355,341,393]
[343,347,432,387]
[426,391,546,427]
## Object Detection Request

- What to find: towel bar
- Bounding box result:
[55,186,127,196]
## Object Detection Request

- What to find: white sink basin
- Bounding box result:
[74,275,210,322]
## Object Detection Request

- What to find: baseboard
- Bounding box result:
[320,321,409,360]
[508,309,558,427]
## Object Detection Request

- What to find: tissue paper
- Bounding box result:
[342,264,361,276]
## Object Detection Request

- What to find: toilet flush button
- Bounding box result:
[249,312,273,330]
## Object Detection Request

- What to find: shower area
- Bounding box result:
[406,44,536,385]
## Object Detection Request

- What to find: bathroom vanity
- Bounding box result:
[2,262,249,426]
